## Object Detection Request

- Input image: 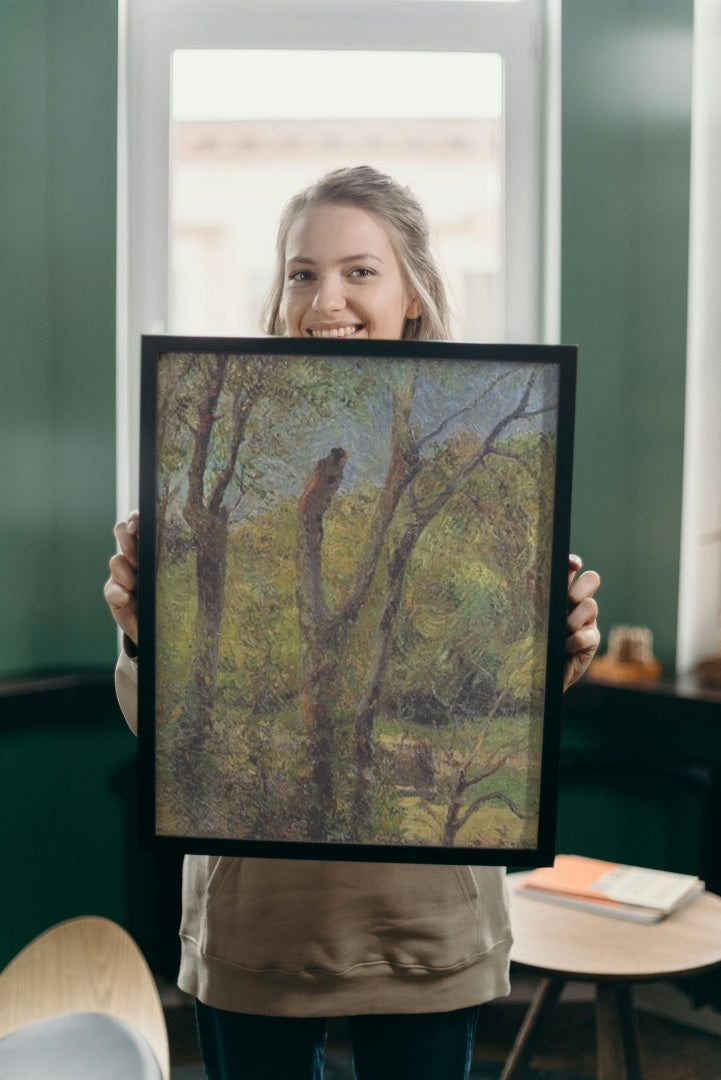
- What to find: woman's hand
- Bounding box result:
[564,554,601,691]
[103,510,139,647]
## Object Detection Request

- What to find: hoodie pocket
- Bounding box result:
[183,856,509,976]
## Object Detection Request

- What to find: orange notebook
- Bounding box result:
[516,854,704,923]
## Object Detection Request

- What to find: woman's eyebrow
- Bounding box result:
[286,253,384,266]
[339,253,384,264]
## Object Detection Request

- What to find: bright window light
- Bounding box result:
[170,50,503,342]
[173,50,502,121]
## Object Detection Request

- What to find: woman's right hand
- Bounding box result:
[104,510,139,646]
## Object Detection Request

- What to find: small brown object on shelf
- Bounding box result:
[696,654,721,688]
[590,624,662,683]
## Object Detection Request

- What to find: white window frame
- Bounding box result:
[117,0,559,512]
[676,0,721,674]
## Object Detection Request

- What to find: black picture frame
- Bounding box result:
[138,335,576,865]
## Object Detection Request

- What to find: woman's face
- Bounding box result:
[280,203,421,341]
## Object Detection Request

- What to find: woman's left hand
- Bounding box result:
[564,555,601,691]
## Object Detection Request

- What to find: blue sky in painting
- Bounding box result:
[233,355,559,514]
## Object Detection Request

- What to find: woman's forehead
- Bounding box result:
[285,202,396,261]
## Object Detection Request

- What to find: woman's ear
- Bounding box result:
[406,296,423,320]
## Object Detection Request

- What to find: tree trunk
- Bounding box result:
[351,523,422,836]
[299,629,342,841]
[174,507,229,792]
[296,448,347,840]
[193,509,229,728]
[295,430,420,841]
[175,356,253,791]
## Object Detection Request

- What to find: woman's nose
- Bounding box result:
[312,274,345,314]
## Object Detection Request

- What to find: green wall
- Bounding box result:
[0,0,118,675]
[0,0,130,970]
[562,0,693,670]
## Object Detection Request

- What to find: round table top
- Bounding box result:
[508,872,721,981]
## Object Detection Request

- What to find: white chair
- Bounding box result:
[0,915,170,1079]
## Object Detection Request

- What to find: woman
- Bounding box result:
[106,166,600,1080]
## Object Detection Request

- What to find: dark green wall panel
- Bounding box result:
[562,0,693,669]
[0,2,54,671]
[0,682,184,975]
[0,693,133,965]
[0,0,118,674]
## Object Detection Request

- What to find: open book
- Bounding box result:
[515,854,705,923]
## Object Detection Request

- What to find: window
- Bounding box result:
[169,49,503,340]
[117,0,557,510]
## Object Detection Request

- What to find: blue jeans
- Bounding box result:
[195,1000,481,1080]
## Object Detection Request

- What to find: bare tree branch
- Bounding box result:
[408,373,542,530]
[208,384,256,516]
[456,790,528,831]
[416,369,518,450]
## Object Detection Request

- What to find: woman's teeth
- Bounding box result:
[310,325,360,338]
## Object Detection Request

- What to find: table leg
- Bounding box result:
[596,982,643,1080]
[499,976,565,1080]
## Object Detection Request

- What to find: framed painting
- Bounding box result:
[137,336,576,865]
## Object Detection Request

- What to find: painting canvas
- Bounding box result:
[138,336,576,865]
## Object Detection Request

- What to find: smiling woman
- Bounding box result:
[281,205,420,340]
[263,167,452,342]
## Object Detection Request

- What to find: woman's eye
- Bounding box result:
[349,267,375,279]
[288,270,313,283]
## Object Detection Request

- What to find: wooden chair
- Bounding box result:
[0,915,170,1079]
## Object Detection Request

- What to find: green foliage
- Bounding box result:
[497,633,547,702]
[153,359,554,846]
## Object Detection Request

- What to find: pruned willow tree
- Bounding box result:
[156,352,366,805]
[160,354,267,793]
[294,362,555,842]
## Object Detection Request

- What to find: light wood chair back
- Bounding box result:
[0,915,170,1080]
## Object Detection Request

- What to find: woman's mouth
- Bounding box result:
[307,324,364,339]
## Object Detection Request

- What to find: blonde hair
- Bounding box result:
[262,165,453,341]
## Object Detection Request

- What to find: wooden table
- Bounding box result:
[502,874,721,1080]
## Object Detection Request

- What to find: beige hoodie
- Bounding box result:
[116,651,512,1016]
